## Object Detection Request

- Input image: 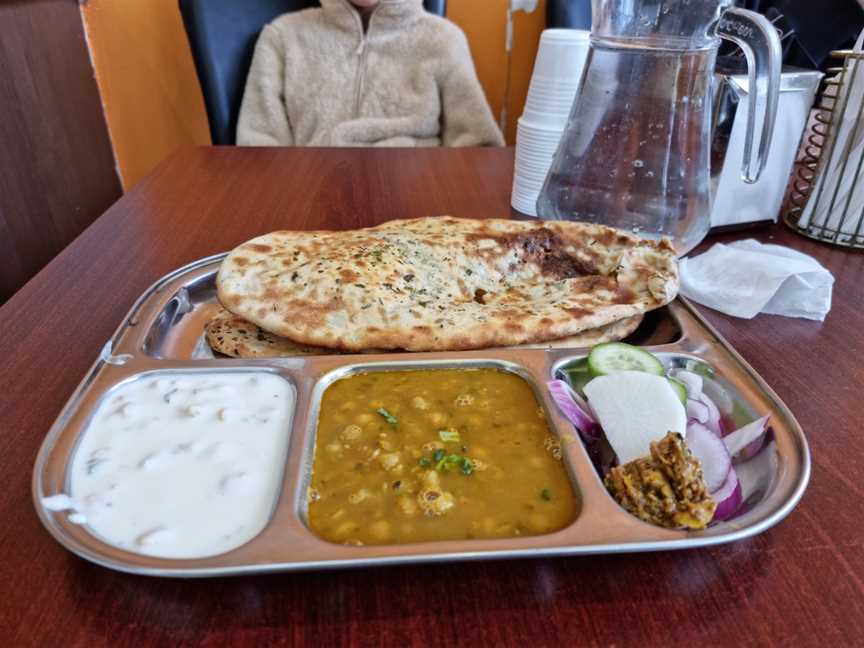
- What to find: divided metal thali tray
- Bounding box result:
[33,254,810,577]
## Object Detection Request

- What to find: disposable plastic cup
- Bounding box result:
[514,157,550,177]
[516,132,563,152]
[514,168,552,188]
[517,117,565,134]
[515,154,556,173]
[515,157,556,177]
[530,29,590,85]
[513,162,552,186]
[511,191,540,217]
[514,170,548,189]
[515,160,554,175]
[521,29,590,128]
[515,136,560,150]
[516,128,564,145]
[513,183,545,203]
[513,186,543,202]
[516,128,563,144]
[521,104,572,128]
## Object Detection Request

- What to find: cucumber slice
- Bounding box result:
[667,377,688,405]
[587,342,664,377]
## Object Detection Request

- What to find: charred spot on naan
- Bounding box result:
[613,286,637,304]
[565,307,592,318]
[339,268,360,284]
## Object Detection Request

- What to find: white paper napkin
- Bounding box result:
[678,240,834,320]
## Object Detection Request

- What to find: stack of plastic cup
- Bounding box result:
[512,29,590,217]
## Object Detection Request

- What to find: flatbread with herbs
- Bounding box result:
[217,217,677,352]
[204,308,644,358]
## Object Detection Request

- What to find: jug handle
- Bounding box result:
[716,8,782,184]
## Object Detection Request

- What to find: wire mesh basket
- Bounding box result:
[786,50,864,249]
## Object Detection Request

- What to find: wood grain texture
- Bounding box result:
[1,147,862,647]
[0,0,122,302]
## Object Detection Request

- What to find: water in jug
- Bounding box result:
[535,0,782,255]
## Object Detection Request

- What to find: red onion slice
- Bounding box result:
[723,415,771,461]
[686,398,710,424]
[712,468,743,521]
[547,380,599,440]
[698,392,723,436]
[702,377,735,417]
[686,421,732,492]
[672,370,703,400]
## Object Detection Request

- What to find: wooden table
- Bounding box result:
[1,147,862,646]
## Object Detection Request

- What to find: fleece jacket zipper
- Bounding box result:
[351,5,379,119]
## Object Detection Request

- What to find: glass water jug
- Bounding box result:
[536,0,782,255]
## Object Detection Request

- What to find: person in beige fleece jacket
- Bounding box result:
[237,0,504,147]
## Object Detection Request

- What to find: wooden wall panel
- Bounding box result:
[0,0,122,302]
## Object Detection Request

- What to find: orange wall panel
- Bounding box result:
[81,0,211,190]
[449,0,546,144]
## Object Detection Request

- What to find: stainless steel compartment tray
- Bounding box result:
[32,256,810,577]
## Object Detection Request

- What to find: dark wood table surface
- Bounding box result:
[1,147,862,647]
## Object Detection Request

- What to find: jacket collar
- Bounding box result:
[319,0,425,38]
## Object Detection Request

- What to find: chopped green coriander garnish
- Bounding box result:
[432,448,446,462]
[436,454,464,472]
[418,457,431,467]
[376,408,398,426]
[461,457,474,475]
[438,429,461,443]
[540,488,552,501]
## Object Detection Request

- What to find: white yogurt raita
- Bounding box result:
[48,372,294,559]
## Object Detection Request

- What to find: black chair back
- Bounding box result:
[180,0,447,145]
[546,0,591,29]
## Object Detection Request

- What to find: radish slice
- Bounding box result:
[686,421,732,492]
[686,399,710,424]
[672,370,703,400]
[547,380,599,440]
[583,372,687,465]
[712,468,743,521]
[723,415,770,461]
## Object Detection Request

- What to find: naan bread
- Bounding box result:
[217,217,677,352]
[204,308,644,358]
[205,309,325,358]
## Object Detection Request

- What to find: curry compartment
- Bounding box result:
[296,361,584,547]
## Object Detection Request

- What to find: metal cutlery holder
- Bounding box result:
[786,50,864,249]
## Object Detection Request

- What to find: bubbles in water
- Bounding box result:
[632,160,644,168]
[645,171,655,178]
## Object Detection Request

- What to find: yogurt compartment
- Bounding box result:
[44,371,294,559]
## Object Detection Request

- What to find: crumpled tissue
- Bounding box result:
[678,239,834,320]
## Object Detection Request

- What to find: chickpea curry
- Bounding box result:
[307,369,578,545]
